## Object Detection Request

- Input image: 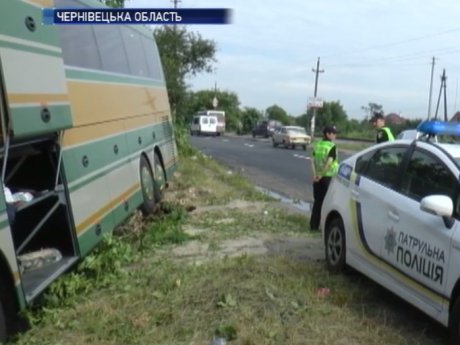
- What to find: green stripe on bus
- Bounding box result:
[65,68,166,87]
[10,105,73,138]
[0,218,10,231]
[0,2,61,48]
[15,284,26,310]
[63,122,173,184]
[76,189,143,257]
[0,39,61,58]
[76,209,116,258]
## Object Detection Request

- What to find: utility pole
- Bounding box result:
[443,69,448,122]
[171,0,181,8]
[310,57,324,140]
[212,81,218,109]
[427,56,436,120]
[434,69,448,121]
[454,78,459,114]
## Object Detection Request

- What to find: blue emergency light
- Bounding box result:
[416,120,460,137]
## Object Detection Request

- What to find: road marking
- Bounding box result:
[244,143,254,148]
[222,139,229,142]
[293,154,310,160]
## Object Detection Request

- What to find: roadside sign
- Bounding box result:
[307,97,323,109]
[212,96,219,109]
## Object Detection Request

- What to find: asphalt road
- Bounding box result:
[189,134,353,205]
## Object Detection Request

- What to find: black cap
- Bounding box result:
[323,125,337,135]
[370,111,385,122]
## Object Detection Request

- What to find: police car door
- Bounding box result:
[353,146,408,260]
[381,144,457,313]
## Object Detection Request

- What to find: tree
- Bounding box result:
[361,102,383,119]
[240,107,262,134]
[265,104,290,124]
[154,26,217,123]
[186,90,242,131]
[303,101,349,133]
[98,0,128,7]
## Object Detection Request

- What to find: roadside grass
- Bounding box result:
[166,153,273,206]
[185,207,311,242]
[338,141,372,152]
[12,152,447,345]
[15,256,432,345]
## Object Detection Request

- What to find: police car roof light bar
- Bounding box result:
[416,120,460,137]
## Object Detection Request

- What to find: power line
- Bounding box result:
[321,27,460,60]
[326,45,460,68]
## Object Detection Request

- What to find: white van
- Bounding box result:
[190,115,218,136]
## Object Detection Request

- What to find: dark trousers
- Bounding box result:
[310,176,332,230]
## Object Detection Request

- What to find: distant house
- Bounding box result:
[450,111,460,122]
[385,113,406,125]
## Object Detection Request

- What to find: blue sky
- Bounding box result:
[127,0,460,120]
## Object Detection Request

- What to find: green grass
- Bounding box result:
[12,153,447,345]
[338,141,373,152]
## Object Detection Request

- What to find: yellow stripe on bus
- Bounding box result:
[7,93,69,104]
[13,271,20,285]
[67,81,170,126]
[62,114,169,147]
[22,0,52,8]
[76,182,140,235]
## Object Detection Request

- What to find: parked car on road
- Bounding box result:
[272,126,311,150]
[252,120,282,138]
[320,120,460,343]
[190,115,218,136]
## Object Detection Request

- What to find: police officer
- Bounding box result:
[309,125,339,231]
[369,111,395,143]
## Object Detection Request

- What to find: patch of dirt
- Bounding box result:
[171,230,323,265]
[161,199,323,265]
[189,199,268,215]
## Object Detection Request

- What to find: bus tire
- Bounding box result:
[153,153,166,204]
[139,155,156,215]
[0,298,6,344]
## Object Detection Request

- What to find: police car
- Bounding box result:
[320,121,460,342]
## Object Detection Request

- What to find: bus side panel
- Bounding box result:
[0,0,73,138]
[62,126,115,257]
[0,186,26,309]
[65,72,169,127]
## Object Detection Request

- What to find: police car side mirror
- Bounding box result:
[420,195,455,229]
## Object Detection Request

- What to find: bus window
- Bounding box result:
[142,37,163,80]
[121,28,149,77]
[94,25,130,75]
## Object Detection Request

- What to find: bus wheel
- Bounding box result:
[0,299,6,344]
[139,155,156,215]
[153,153,166,203]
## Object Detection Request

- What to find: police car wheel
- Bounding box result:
[449,297,460,344]
[325,217,346,272]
